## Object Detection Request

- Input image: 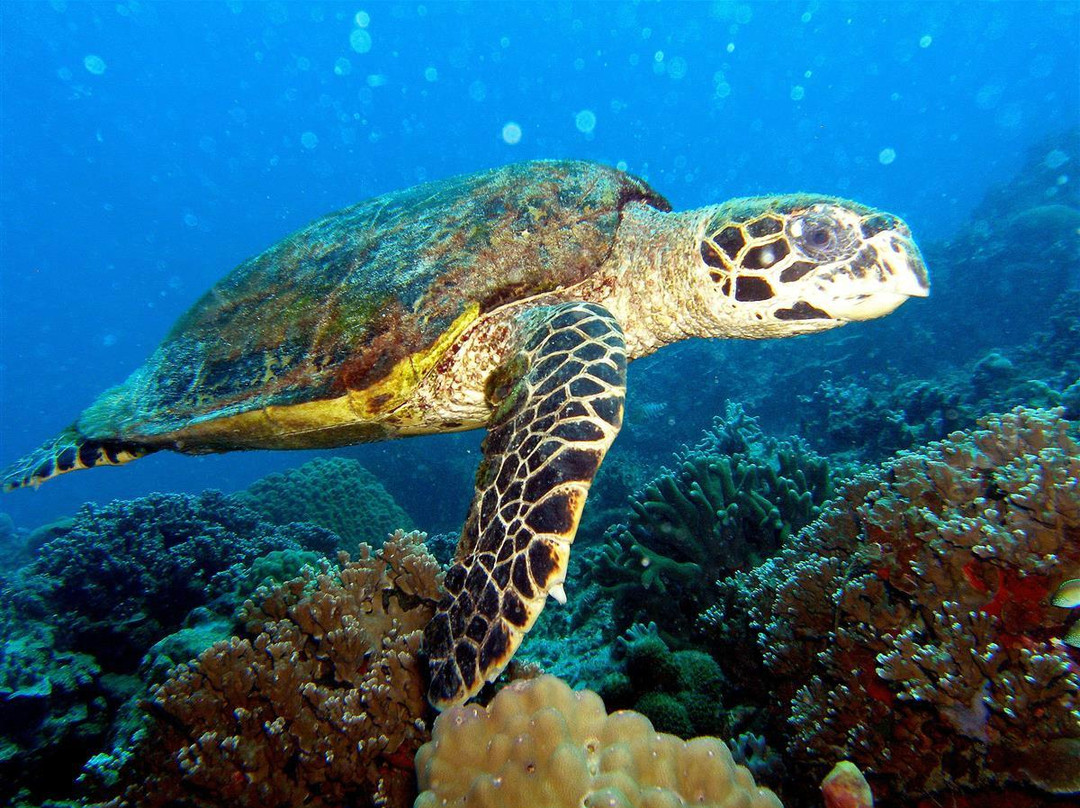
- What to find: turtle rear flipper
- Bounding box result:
[423,301,627,709]
[2,427,155,491]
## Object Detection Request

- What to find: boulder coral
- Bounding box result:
[106,530,442,808]
[415,673,782,808]
[233,456,414,550]
[703,407,1080,803]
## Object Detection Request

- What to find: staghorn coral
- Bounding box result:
[703,407,1080,803]
[105,530,442,808]
[414,673,782,808]
[233,456,414,550]
[598,404,831,642]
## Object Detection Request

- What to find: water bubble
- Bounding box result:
[183,212,199,227]
[575,109,597,134]
[366,74,387,87]
[424,66,438,82]
[790,85,805,101]
[616,160,628,172]
[654,50,664,63]
[198,136,217,154]
[301,131,319,149]
[734,4,752,24]
[975,84,1002,110]
[334,57,352,76]
[919,35,932,48]
[800,11,811,23]
[501,122,522,145]
[57,67,72,81]
[354,10,370,27]
[350,28,372,53]
[1045,149,1069,169]
[500,36,510,48]
[667,56,687,80]
[102,334,117,347]
[726,42,735,53]
[83,54,106,75]
[468,80,487,102]
[296,56,311,71]
[715,81,731,99]
[878,148,897,165]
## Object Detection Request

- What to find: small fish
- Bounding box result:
[1051,578,1080,608]
[1052,579,1080,648]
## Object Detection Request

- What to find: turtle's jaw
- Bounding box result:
[810,231,929,323]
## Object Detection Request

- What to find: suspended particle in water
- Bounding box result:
[469,80,487,102]
[424,66,438,82]
[350,28,372,54]
[501,122,522,145]
[790,85,805,101]
[301,131,319,149]
[84,54,106,75]
[575,109,597,134]
[919,35,933,48]
[878,148,897,165]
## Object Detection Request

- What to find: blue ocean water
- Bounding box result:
[2,1,1076,531]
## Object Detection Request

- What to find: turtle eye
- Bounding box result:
[792,213,843,258]
[806,226,834,249]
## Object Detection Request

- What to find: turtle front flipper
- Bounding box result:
[2,426,155,491]
[424,301,627,709]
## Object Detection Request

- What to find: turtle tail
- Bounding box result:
[3,426,157,492]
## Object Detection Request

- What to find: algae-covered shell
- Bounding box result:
[77,160,667,446]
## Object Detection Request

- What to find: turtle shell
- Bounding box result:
[77,160,668,448]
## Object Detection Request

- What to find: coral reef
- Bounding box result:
[414,673,782,808]
[598,404,831,641]
[702,407,1080,803]
[104,530,441,808]
[597,622,728,739]
[0,617,110,806]
[21,490,339,671]
[233,456,414,550]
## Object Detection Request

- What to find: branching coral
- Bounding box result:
[22,491,338,671]
[598,404,831,640]
[703,407,1080,803]
[414,674,782,808]
[233,456,414,550]
[105,530,442,808]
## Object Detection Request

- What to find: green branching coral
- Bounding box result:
[702,407,1080,804]
[597,404,831,640]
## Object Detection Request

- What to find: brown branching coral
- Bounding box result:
[702,408,1080,804]
[108,530,441,808]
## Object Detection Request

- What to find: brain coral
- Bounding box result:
[415,674,782,808]
[703,407,1080,803]
[233,456,413,549]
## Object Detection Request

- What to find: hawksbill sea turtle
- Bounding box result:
[2,160,928,708]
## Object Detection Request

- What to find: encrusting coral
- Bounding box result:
[703,407,1080,803]
[414,673,782,808]
[104,530,442,808]
[233,456,414,550]
[598,404,831,641]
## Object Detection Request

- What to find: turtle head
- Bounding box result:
[695,195,928,337]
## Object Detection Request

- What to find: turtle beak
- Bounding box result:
[828,234,929,322]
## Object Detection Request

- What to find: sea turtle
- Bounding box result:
[2,160,928,708]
